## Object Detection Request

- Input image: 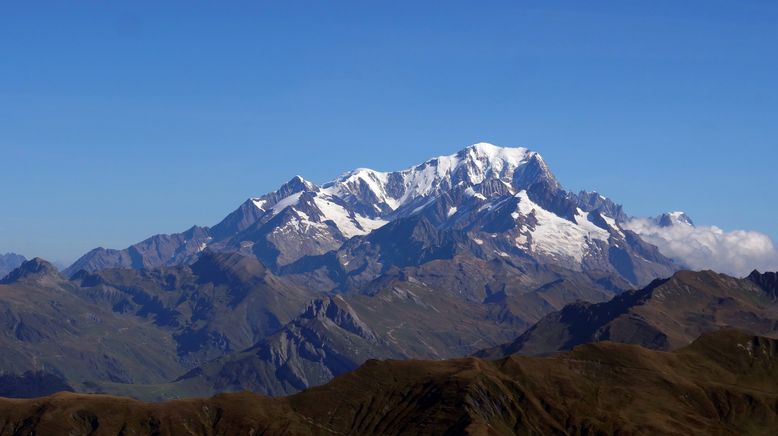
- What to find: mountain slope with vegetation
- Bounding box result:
[0,330,775,435]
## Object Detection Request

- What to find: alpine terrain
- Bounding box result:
[1,330,776,435]
[0,143,773,405]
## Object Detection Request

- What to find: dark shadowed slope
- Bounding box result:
[91,268,778,401]
[63,226,212,277]
[112,254,636,400]
[0,258,183,386]
[477,269,778,358]
[0,330,776,435]
[0,252,627,400]
[72,251,315,367]
[0,254,315,391]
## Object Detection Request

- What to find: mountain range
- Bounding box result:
[63,143,678,290]
[477,268,778,358]
[2,254,776,403]
[1,142,776,428]
[1,329,775,435]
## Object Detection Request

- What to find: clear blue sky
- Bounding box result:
[1,1,776,265]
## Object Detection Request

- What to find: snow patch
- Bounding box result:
[323,142,529,212]
[313,195,387,238]
[512,191,609,263]
[272,192,303,213]
[600,214,624,238]
[251,198,267,210]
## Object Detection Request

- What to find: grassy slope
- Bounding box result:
[0,329,776,435]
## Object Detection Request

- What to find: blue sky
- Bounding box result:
[1,1,776,265]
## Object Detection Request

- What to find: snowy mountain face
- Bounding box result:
[221,143,613,266]
[655,212,695,228]
[228,144,543,248]
[66,143,678,286]
[323,144,543,216]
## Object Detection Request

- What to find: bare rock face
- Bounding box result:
[171,295,391,396]
[0,257,62,285]
[748,269,778,299]
[0,252,26,279]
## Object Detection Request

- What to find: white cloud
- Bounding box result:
[623,218,778,277]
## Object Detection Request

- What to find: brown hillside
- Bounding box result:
[0,329,776,435]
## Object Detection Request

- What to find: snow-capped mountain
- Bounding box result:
[645,211,695,228]
[322,144,550,216]
[65,143,677,286]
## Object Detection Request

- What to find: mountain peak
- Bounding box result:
[0,252,27,278]
[284,175,318,193]
[746,269,778,298]
[657,211,694,227]
[1,257,63,284]
[463,142,517,152]
[457,143,532,171]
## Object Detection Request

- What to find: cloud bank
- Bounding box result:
[624,218,778,277]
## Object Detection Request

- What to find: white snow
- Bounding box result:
[410,198,436,215]
[245,143,563,247]
[322,142,530,212]
[272,192,303,213]
[667,211,693,226]
[512,191,609,263]
[251,198,267,210]
[323,168,398,210]
[461,143,531,185]
[464,187,487,201]
[313,195,387,238]
[574,208,611,241]
[600,214,624,237]
[274,211,328,235]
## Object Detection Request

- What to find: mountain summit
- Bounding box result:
[65,143,677,287]
[0,253,26,278]
[1,258,62,284]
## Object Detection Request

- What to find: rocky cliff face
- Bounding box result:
[748,269,778,299]
[0,252,26,279]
